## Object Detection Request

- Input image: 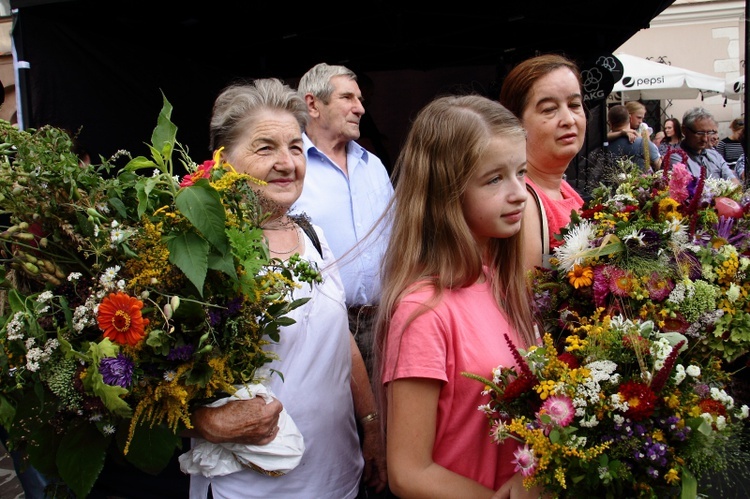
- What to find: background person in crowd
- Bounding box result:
[292,63,393,382]
[708,131,720,149]
[604,104,661,171]
[605,100,648,144]
[668,107,740,185]
[499,53,586,271]
[189,78,387,499]
[625,100,647,130]
[374,94,542,499]
[652,130,665,148]
[716,117,745,169]
[733,127,747,182]
[659,117,683,156]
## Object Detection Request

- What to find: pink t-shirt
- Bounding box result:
[382,279,522,490]
[526,177,583,249]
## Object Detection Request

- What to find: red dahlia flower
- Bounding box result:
[619,380,658,421]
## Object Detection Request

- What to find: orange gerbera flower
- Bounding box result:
[567,264,594,289]
[97,292,149,345]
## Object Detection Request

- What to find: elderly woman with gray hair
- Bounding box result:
[188,78,386,498]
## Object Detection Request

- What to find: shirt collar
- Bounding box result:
[302,132,369,162]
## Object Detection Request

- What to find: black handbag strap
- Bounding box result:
[525,183,551,268]
[289,214,322,257]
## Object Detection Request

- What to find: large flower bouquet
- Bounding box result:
[535,158,750,364]
[466,323,748,498]
[0,97,318,497]
[466,159,750,497]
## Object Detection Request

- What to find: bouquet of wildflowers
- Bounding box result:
[532,157,750,363]
[0,97,318,497]
[465,321,749,498]
[465,159,750,497]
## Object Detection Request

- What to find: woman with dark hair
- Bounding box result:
[658,117,683,156]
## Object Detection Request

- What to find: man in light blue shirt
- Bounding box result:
[292,63,393,378]
[668,107,740,185]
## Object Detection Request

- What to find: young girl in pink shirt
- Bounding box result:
[374,95,542,499]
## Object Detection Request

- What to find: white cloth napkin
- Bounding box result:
[178,384,305,477]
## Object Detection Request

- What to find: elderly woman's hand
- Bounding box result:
[191,397,283,445]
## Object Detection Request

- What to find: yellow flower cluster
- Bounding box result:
[592,211,617,230]
[125,355,237,454]
[658,198,682,221]
[716,253,739,285]
[564,334,588,352]
[534,380,556,400]
[212,170,265,192]
[126,217,181,292]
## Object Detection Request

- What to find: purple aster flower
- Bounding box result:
[100,353,134,388]
[208,309,222,327]
[713,217,750,247]
[225,297,243,316]
[715,216,735,240]
[694,383,710,397]
[167,344,195,361]
[533,290,552,313]
[675,251,702,280]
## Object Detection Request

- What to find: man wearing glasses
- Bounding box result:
[668,107,740,185]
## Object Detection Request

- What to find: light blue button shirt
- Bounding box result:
[291,133,393,306]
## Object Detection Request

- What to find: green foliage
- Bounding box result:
[0,95,321,497]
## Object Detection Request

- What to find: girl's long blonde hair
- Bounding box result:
[373,94,538,412]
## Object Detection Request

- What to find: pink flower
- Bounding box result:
[668,163,691,204]
[513,444,538,477]
[538,395,575,428]
[607,267,634,297]
[646,272,674,302]
[592,265,611,307]
[180,160,215,187]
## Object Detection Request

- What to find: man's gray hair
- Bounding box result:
[298,62,357,104]
[682,107,716,129]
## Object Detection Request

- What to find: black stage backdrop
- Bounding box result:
[9,0,675,184]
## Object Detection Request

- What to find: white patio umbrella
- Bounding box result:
[724,75,745,100]
[610,54,726,100]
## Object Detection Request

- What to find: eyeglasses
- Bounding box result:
[686,127,718,137]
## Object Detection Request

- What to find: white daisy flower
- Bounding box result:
[553,219,597,272]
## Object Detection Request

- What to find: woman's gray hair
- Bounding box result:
[209,78,308,151]
[297,63,357,104]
